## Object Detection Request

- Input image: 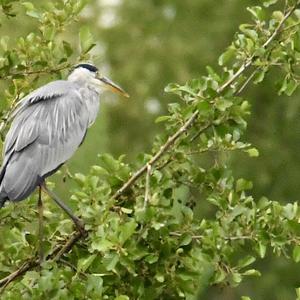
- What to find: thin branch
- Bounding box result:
[217,60,252,93]
[143,164,152,209]
[262,3,298,49]
[52,231,84,261]
[0,260,37,293]
[111,110,199,199]
[217,2,298,93]
[190,123,212,142]
[236,68,259,95]
[0,230,84,290]
[156,158,173,171]
[0,64,70,80]
[58,258,88,279]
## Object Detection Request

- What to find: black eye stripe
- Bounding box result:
[75,63,98,72]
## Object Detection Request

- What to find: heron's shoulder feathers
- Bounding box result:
[10,80,80,119]
[23,80,77,104]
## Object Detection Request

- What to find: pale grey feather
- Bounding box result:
[0,79,96,202]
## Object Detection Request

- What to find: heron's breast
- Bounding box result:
[80,88,100,127]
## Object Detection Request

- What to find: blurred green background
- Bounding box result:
[2,0,300,299]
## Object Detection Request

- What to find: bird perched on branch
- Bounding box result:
[0,63,128,258]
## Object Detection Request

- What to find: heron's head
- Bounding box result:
[68,63,129,98]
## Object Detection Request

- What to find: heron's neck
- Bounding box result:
[68,78,100,95]
[68,70,100,92]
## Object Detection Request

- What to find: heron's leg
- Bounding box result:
[40,183,85,235]
[37,186,44,264]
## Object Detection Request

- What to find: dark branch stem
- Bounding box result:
[0,260,37,293]
[0,65,70,80]
[0,231,84,291]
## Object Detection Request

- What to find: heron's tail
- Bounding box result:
[0,149,39,203]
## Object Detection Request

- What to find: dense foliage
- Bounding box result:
[0,0,300,299]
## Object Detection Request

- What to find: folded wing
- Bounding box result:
[0,80,89,202]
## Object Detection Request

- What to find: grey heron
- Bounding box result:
[0,63,128,257]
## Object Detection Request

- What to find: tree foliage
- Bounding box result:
[0,0,300,299]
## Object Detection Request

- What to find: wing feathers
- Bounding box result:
[0,80,91,201]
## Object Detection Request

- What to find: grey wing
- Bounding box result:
[0,81,89,201]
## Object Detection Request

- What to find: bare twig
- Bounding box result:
[236,68,259,95]
[144,164,152,209]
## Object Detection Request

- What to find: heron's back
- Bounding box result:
[0,80,95,206]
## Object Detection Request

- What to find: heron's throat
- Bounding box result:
[68,68,101,93]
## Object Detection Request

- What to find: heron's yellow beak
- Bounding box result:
[98,76,129,98]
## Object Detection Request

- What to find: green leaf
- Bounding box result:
[0,36,9,52]
[237,256,256,268]
[231,272,242,284]
[145,254,159,264]
[218,47,236,66]
[236,178,253,192]
[22,2,41,19]
[239,24,258,40]
[293,245,300,263]
[197,101,211,115]
[247,6,264,21]
[242,269,261,276]
[79,26,96,54]
[258,242,267,258]
[245,148,259,157]
[155,115,171,123]
[74,173,86,186]
[215,98,233,111]
[263,0,278,7]
[253,70,265,84]
[164,83,181,94]
[115,296,129,300]
[120,207,133,214]
[91,238,114,252]
[78,254,97,272]
[155,273,165,283]
[119,220,137,244]
[103,253,119,271]
[63,41,73,57]
[180,233,192,246]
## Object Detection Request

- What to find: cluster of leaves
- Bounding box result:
[1,0,300,299]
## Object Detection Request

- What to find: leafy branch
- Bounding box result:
[111,0,300,200]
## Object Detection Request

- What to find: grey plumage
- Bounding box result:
[0,63,125,207]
